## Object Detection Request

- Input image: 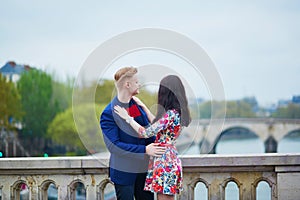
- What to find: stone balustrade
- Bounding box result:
[0,153,300,200]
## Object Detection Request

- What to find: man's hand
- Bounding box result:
[146,143,166,157]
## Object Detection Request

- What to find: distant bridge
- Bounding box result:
[178,118,300,153]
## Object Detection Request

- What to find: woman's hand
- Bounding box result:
[132,96,146,108]
[114,105,130,120]
[114,105,142,133]
[132,96,155,123]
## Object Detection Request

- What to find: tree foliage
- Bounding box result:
[47,103,107,155]
[46,79,157,155]
[136,88,157,112]
[0,74,22,129]
[272,103,300,118]
[226,100,256,118]
[198,101,213,119]
[198,101,228,118]
[52,77,74,112]
[17,70,58,137]
[95,79,116,104]
[198,99,256,119]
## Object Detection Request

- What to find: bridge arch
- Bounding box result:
[193,118,300,154]
[209,126,263,154]
[278,129,300,153]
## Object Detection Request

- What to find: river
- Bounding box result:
[182,137,300,155]
[188,137,300,200]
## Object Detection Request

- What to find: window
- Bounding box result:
[104,182,116,200]
[194,182,208,200]
[256,181,271,200]
[225,181,239,200]
[75,182,86,200]
[47,183,58,200]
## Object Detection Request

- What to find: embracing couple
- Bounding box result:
[100,67,191,200]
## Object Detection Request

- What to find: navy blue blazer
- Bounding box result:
[100,96,155,185]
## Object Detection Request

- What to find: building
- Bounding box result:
[292,95,300,104]
[0,61,32,82]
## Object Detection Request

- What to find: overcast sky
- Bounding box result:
[1,0,300,106]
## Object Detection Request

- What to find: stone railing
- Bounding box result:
[0,153,300,200]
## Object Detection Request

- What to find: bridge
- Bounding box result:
[179,118,300,154]
[0,154,300,199]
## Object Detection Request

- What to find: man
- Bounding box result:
[100,67,165,200]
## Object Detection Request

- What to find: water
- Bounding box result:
[278,137,300,153]
[188,137,300,200]
[182,137,300,155]
[216,138,264,154]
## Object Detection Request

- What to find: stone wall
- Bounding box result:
[0,153,300,199]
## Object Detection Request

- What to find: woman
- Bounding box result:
[114,75,191,200]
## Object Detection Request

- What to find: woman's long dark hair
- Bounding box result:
[153,75,191,127]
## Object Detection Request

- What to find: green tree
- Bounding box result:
[242,96,258,112]
[272,103,300,118]
[47,103,106,155]
[95,79,116,104]
[198,100,256,119]
[136,88,157,111]
[226,100,256,118]
[74,79,115,106]
[17,70,58,137]
[199,101,212,119]
[198,100,227,119]
[51,76,74,112]
[0,74,23,129]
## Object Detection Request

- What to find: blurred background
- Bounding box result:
[1,0,300,158]
[1,1,300,199]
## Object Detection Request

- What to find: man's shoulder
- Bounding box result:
[100,101,114,120]
[101,103,113,120]
[102,97,117,113]
[103,103,112,112]
[100,103,114,128]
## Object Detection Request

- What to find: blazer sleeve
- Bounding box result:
[100,108,146,160]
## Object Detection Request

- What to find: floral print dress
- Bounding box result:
[138,109,183,195]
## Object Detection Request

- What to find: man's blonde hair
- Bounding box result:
[114,67,137,82]
[114,67,138,88]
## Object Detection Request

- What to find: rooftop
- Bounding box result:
[0,61,32,75]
